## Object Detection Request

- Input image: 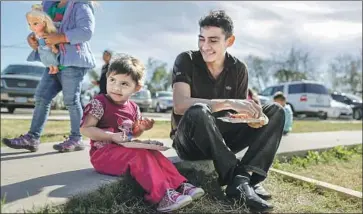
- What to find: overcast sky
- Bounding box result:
[1,1,361,83]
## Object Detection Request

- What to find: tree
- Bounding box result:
[270,47,319,82]
[145,57,171,94]
[274,69,307,83]
[88,69,100,82]
[328,52,362,93]
[244,55,270,90]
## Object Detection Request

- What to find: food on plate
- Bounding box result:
[229,113,252,119]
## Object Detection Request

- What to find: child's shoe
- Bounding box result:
[157,189,192,212]
[177,182,205,200]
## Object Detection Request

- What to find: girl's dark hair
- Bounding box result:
[106,54,145,85]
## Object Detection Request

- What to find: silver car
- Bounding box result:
[151,91,173,113]
[130,89,152,112]
[1,63,63,113]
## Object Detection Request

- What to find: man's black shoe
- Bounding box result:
[225,175,273,212]
[254,183,272,200]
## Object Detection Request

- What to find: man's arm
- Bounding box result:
[173,82,233,115]
[172,52,260,117]
[235,62,249,100]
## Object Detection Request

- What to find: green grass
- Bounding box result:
[1,119,362,145]
[274,145,363,191]
[31,166,362,213]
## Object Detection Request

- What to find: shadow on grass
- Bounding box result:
[35,168,249,213]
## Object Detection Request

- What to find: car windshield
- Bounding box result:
[157,92,172,97]
[2,64,45,77]
[346,94,362,102]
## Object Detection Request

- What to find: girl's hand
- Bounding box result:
[111,132,129,144]
[43,33,67,45]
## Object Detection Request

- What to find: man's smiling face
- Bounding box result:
[198,26,234,63]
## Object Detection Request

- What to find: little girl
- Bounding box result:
[26,4,61,74]
[80,54,205,212]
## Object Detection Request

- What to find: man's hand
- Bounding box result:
[247,121,264,129]
[27,34,39,50]
[228,99,262,118]
[111,132,128,144]
[43,33,67,46]
[247,113,268,129]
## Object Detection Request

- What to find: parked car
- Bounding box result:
[0,63,63,113]
[259,80,331,119]
[326,99,353,119]
[258,95,271,106]
[331,92,362,120]
[130,89,152,112]
[151,91,173,113]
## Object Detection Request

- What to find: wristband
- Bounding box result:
[127,132,133,141]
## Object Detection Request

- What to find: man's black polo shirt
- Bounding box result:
[170,50,249,138]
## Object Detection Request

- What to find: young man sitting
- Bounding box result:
[170,10,285,212]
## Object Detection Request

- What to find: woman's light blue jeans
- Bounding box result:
[29,66,88,140]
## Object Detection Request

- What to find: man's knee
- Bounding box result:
[263,103,285,125]
[185,103,212,117]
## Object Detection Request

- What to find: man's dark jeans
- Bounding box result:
[172,103,285,186]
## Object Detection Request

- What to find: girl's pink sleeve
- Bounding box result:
[80,98,105,127]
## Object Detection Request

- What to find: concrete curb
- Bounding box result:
[270,168,362,200]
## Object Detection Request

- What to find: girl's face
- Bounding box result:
[27,16,45,35]
[106,72,141,105]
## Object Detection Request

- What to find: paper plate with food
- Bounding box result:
[217,112,269,125]
[115,139,171,151]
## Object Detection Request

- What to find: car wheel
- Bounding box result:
[7,107,15,114]
[155,104,161,113]
[353,109,362,120]
[319,112,328,120]
[140,108,149,112]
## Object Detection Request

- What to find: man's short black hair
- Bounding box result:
[199,10,234,39]
[273,91,286,101]
[103,49,113,55]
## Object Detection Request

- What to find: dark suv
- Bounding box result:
[331,92,362,120]
[1,63,61,113]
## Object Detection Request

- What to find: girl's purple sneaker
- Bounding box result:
[2,133,40,152]
[53,138,85,152]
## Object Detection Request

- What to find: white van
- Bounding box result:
[259,80,331,118]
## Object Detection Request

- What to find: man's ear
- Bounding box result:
[226,35,235,47]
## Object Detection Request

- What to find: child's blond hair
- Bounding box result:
[26,4,57,34]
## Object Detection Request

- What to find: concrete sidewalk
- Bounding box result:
[1,131,362,212]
